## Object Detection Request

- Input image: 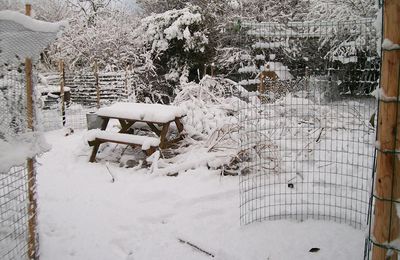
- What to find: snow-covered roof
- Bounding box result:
[0,10,67,65]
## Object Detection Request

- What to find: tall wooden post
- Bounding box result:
[25,4,38,260]
[372,0,400,259]
[94,61,100,108]
[59,60,66,126]
[25,3,31,16]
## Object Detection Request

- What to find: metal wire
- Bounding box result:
[238,19,379,229]
[37,69,174,131]
[0,66,33,260]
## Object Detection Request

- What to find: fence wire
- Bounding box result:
[0,67,33,260]
[37,69,175,131]
[238,19,379,229]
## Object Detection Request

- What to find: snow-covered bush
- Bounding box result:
[0,71,26,139]
[48,8,140,71]
[145,76,244,175]
[174,75,242,138]
[133,6,209,83]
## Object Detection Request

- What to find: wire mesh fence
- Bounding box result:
[0,66,36,260]
[0,8,64,259]
[37,68,175,131]
[238,19,379,229]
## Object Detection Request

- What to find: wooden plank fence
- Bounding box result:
[41,71,131,106]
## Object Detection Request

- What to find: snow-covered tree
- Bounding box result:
[48,8,140,71]
[133,5,210,83]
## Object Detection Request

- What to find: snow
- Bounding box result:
[382,38,400,51]
[86,130,160,150]
[239,79,260,86]
[252,41,288,49]
[371,88,398,102]
[96,102,186,123]
[334,56,358,64]
[265,62,293,80]
[36,130,366,260]
[0,132,50,172]
[0,10,66,64]
[0,10,67,33]
[238,65,258,74]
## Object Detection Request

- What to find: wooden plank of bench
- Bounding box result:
[88,131,160,162]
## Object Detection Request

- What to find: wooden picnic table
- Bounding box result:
[88,102,186,162]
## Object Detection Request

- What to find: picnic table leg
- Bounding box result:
[100,118,109,130]
[89,118,109,162]
[118,119,136,133]
[89,141,101,163]
[145,147,157,156]
[175,118,184,133]
[159,122,170,149]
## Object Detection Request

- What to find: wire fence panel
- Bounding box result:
[0,68,33,260]
[0,166,30,260]
[37,69,175,132]
[238,19,378,229]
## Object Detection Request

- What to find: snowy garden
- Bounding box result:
[1,0,398,259]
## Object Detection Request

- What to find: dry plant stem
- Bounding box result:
[178,238,215,258]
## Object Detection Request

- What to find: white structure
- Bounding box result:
[0,10,67,65]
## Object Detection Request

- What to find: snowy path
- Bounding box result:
[37,130,365,260]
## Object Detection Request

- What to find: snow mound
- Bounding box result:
[0,132,51,172]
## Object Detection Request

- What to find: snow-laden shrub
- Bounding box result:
[133,5,209,83]
[0,67,27,140]
[145,76,245,175]
[174,75,243,138]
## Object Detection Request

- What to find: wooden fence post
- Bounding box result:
[372,0,400,259]
[125,65,131,100]
[59,60,66,126]
[25,4,38,260]
[94,61,100,108]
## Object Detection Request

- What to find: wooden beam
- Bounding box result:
[59,60,66,126]
[25,4,31,17]
[94,61,100,109]
[25,5,38,259]
[372,0,400,259]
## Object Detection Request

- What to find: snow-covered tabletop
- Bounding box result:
[97,102,186,123]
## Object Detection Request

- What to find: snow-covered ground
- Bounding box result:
[37,129,366,260]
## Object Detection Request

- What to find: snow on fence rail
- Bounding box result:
[41,71,129,106]
[38,70,176,131]
[238,19,379,229]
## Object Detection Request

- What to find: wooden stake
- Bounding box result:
[25,4,31,17]
[94,61,100,108]
[59,60,66,126]
[25,6,38,259]
[258,65,278,103]
[372,0,400,259]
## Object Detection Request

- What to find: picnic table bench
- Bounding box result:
[88,102,186,163]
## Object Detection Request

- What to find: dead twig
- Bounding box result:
[105,162,115,183]
[178,238,215,258]
[315,127,324,143]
